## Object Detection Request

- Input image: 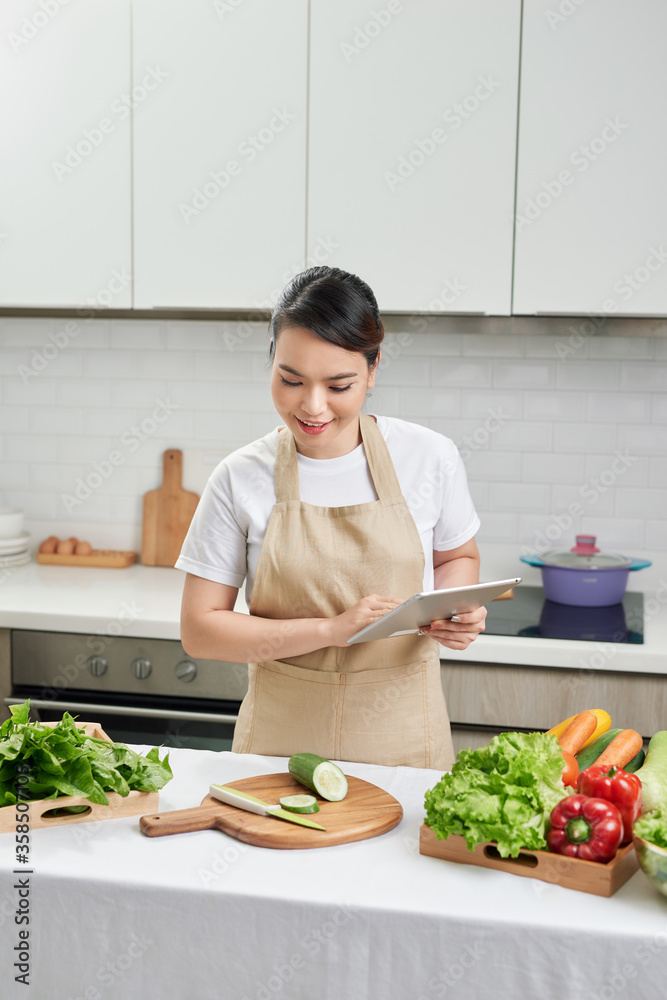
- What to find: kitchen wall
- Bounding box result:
[0,315,665,557]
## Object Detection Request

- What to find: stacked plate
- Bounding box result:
[0,532,31,569]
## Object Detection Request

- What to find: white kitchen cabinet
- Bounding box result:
[513,0,667,316]
[0,0,132,308]
[307,0,521,314]
[132,0,308,310]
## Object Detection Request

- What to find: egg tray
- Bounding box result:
[37,550,137,568]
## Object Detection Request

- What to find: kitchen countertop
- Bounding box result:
[2,746,665,1000]
[0,542,665,674]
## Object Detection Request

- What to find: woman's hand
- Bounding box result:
[418,606,487,651]
[326,594,403,648]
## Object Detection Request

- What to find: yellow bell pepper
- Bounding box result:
[547,709,611,749]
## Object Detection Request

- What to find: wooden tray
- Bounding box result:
[140,772,403,849]
[419,825,639,897]
[37,550,137,568]
[0,721,158,832]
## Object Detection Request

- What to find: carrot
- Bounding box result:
[594,729,644,769]
[557,710,598,756]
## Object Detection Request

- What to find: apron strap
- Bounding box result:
[275,426,300,503]
[274,412,403,504]
[358,412,404,503]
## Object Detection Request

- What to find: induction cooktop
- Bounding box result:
[484,585,643,644]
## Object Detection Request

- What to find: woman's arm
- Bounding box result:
[432,536,480,589]
[423,537,487,651]
[180,575,401,661]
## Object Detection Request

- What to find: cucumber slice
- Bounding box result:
[279,794,320,814]
[288,753,348,802]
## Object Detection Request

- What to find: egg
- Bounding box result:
[39,536,59,554]
[56,539,75,555]
[75,541,93,556]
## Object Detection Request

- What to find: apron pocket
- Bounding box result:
[338,664,430,767]
[233,660,341,759]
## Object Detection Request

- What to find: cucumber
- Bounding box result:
[624,747,646,774]
[575,728,622,771]
[279,794,320,814]
[288,753,348,802]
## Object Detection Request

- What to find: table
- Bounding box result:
[2,747,667,1000]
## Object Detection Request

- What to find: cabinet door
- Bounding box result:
[132,0,308,310]
[0,0,132,308]
[514,1,667,315]
[308,0,521,314]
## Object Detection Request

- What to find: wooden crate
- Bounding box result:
[419,824,639,897]
[0,721,159,832]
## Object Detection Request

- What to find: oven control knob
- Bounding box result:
[132,658,152,680]
[175,660,198,683]
[87,656,108,677]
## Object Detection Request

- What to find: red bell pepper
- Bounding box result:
[577,765,642,844]
[547,794,623,862]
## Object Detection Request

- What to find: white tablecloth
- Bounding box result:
[2,747,667,1000]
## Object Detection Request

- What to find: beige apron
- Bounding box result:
[231,412,454,770]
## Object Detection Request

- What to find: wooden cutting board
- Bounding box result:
[139,773,403,849]
[141,449,199,566]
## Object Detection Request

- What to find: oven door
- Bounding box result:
[8,690,239,753]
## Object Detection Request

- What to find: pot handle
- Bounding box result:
[519,555,545,568]
[628,559,652,571]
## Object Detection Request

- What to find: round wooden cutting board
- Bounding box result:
[140,772,403,849]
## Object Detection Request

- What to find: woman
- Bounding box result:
[177,267,485,770]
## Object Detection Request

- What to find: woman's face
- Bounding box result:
[270,325,378,459]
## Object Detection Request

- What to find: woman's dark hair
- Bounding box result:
[268,266,384,369]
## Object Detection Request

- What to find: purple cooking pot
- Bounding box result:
[520,534,651,607]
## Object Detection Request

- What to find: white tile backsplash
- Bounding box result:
[0,317,665,553]
[523,390,585,421]
[398,387,460,418]
[556,360,620,390]
[621,362,667,391]
[553,422,616,453]
[489,482,551,511]
[586,392,651,423]
[432,359,493,387]
[521,452,585,483]
[493,360,556,389]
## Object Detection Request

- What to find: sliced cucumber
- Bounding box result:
[288,753,348,802]
[279,794,320,814]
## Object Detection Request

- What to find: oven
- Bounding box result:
[5,629,248,752]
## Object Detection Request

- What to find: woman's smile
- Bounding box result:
[295,417,332,434]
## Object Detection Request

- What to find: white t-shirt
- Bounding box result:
[176,414,480,604]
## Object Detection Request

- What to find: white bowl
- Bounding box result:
[0,507,24,539]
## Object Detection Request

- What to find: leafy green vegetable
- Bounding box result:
[0,700,172,807]
[424,731,571,858]
[634,809,667,850]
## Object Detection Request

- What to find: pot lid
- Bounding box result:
[541,535,631,569]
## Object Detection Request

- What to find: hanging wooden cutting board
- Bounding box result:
[139,773,403,849]
[141,449,199,566]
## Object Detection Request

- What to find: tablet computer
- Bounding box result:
[345,577,522,644]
